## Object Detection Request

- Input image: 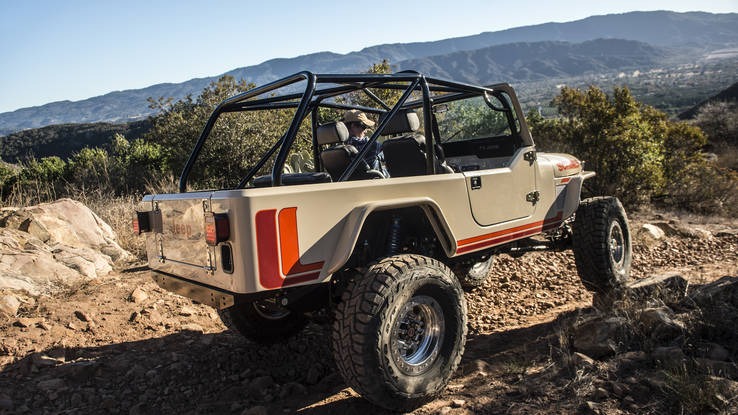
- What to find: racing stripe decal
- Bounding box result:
[278,207,325,275]
[456,212,563,254]
[256,208,324,290]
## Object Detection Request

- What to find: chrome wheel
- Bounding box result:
[390,295,445,375]
[252,299,290,320]
[608,220,625,269]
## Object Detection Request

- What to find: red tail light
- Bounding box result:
[205,213,230,246]
[133,211,152,234]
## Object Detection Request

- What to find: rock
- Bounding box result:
[688,276,738,308]
[241,406,268,415]
[0,394,13,411]
[279,382,307,398]
[13,317,39,328]
[579,401,600,415]
[248,376,275,398]
[439,407,453,415]
[593,387,609,400]
[651,346,686,369]
[637,224,665,246]
[451,399,466,408]
[32,353,64,368]
[573,317,629,359]
[695,358,738,378]
[627,273,689,305]
[37,378,66,393]
[0,295,21,317]
[707,343,731,361]
[180,323,204,333]
[179,305,196,317]
[130,287,148,303]
[0,199,131,295]
[142,309,163,325]
[572,352,596,368]
[305,363,322,385]
[638,307,685,342]
[609,381,628,398]
[654,221,711,239]
[74,310,93,322]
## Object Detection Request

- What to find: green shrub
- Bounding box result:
[529,86,735,214]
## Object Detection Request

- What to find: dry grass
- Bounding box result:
[80,192,147,261]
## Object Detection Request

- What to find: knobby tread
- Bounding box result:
[331,254,467,411]
[572,197,632,294]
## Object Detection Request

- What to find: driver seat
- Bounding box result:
[317,122,383,181]
[381,110,453,177]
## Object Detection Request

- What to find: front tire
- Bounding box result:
[218,299,307,343]
[572,197,632,297]
[332,254,467,411]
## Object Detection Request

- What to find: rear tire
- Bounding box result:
[332,254,467,411]
[572,197,632,298]
[218,299,307,343]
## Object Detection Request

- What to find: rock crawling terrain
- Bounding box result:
[0,212,737,415]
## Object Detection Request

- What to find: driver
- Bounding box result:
[343,110,385,174]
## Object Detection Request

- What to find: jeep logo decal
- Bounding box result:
[168,221,193,238]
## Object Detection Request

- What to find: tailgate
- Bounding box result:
[145,193,212,269]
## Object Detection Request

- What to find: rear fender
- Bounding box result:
[323,197,455,274]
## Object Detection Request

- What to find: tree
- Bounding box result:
[530,86,667,206]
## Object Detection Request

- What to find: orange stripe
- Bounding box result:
[278,207,324,275]
[458,220,544,247]
[456,212,563,254]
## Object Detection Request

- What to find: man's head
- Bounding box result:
[343,110,375,136]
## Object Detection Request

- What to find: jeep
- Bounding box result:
[135,71,632,410]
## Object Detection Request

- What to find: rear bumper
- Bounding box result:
[151,271,235,310]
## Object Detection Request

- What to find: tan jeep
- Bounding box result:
[135,71,632,410]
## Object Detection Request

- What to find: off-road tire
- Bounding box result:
[332,254,467,411]
[572,197,632,297]
[218,299,307,344]
[452,255,494,290]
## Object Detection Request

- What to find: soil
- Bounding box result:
[1,213,737,415]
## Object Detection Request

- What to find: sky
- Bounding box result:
[0,0,736,113]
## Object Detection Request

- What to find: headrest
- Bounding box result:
[380,110,420,136]
[317,122,349,145]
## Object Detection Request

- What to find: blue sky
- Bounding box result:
[0,0,736,113]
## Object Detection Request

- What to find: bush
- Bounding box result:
[529,86,736,215]
[530,86,666,206]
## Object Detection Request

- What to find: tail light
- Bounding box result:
[133,211,152,234]
[205,213,230,246]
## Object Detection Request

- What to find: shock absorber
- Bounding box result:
[386,214,403,256]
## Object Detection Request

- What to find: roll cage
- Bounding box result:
[178,71,530,192]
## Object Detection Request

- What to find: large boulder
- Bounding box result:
[0,199,130,295]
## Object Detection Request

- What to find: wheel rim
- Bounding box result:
[252,299,290,320]
[608,220,626,269]
[390,295,445,375]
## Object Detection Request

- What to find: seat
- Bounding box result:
[380,110,453,177]
[317,122,383,181]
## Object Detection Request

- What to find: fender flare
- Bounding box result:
[323,197,456,274]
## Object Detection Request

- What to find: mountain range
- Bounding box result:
[0,10,737,136]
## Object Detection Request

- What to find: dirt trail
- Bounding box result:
[1,215,736,414]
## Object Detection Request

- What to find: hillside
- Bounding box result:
[678,80,738,119]
[396,39,666,82]
[1,10,736,135]
[0,119,151,163]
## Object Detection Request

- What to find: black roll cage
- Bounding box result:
[178,71,526,192]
